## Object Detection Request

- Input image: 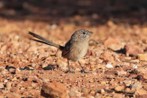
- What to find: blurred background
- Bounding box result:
[0,0,147,25]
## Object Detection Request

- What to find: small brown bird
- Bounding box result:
[29,29,92,72]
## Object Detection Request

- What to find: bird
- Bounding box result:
[28,29,92,73]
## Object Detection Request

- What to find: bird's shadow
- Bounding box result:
[19,64,57,71]
[42,64,57,70]
[113,48,126,54]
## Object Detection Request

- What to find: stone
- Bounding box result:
[125,88,135,94]
[123,80,132,87]
[114,85,125,92]
[105,63,114,69]
[100,51,115,63]
[5,65,16,74]
[132,82,142,89]
[113,94,124,98]
[104,37,124,50]
[138,54,147,61]
[57,59,68,72]
[9,68,16,74]
[41,82,69,98]
[69,87,82,97]
[136,88,147,96]
[116,70,127,76]
[125,44,144,56]
[136,94,147,98]
[0,82,4,89]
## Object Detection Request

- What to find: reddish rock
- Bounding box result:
[136,94,147,98]
[104,37,124,50]
[137,54,147,61]
[0,83,4,89]
[114,85,125,93]
[4,93,21,98]
[41,82,69,98]
[100,51,115,63]
[125,44,144,56]
[135,89,147,96]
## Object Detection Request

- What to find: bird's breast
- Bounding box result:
[62,41,89,61]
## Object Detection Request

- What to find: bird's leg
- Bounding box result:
[65,60,74,73]
[78,61,88,73]
[67,60,70,71]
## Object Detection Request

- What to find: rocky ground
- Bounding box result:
[0,1,147,98]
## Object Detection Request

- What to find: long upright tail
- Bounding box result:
[28,32,64,50]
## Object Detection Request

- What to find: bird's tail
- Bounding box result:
[28,32,64,50]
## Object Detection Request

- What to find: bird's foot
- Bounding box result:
[80,69,90,73]
[65,69,75,73]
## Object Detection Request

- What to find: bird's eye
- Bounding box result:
[83,32,86,34]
